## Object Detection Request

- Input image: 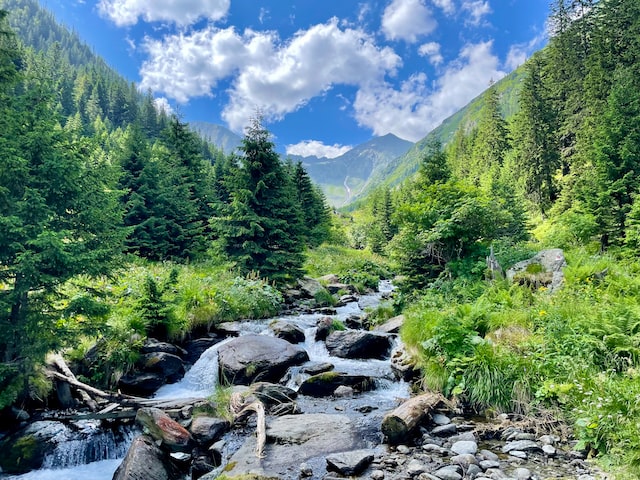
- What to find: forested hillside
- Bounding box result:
[343,1,640,476]
[0,0,332,417]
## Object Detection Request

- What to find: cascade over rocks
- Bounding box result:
[217,334,309,385]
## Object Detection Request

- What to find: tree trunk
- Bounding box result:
[381,392,444,444]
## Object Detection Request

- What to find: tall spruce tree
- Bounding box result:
[510,54,560,214]
[0,14,125,406]
[292,161,331,247]
[215,116,304,283]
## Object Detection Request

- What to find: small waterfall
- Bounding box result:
[41,422,137,469]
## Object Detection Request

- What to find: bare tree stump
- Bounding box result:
[381,392,444,444]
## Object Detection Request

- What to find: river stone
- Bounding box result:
[515,467,532,480]
[298,372,374,397]
[509,450,528,459]
[390,344,420,381]
[480,460,501,470]
[467,464,483,478]
[434,465,463,480]
[249,382,298,406]
[189,416,230,445]
[315,316,334,341]
[141,338,186,356]
[118,371,166,396]
[479,450,499,461]
[432,413,451,425]
[326,449,375,476]
[298,276,324,298]
[501,440,540,453]
[373,314,405,334]
[217,334,309,385]
[542,444,557,456]
[182,337,221,364]
[225,414,358,478]
[539,434,559,445]
[325,330,392,359]
[451,453,478,468]
[432,424,458,436]
[451,440,478,455]
[113,435,174,480]
[136,408,193,452]
[269,320,306,344]
[301,362,334,375]
[406,459,428,476]
[140,352,185,382]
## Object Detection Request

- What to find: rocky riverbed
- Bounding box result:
[0,278,609,480]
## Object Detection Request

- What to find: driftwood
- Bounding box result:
[230,391,267,458]
[381,392,444,444]
[49,353,99,411]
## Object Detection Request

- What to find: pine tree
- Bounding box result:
[292,161,331,247]
[510,54,560,214]
[215,116,305,283]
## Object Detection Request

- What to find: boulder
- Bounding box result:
[506,248,566,292]
[249,382,298,406]
[501,440,540,453]
[189,416,231,445]
[269,320,306,344]
[325,282,356,295]
[141,338,187,357]
[325,330,392,359]
[136,407,193,452]
[390,344,420,381]
[140,352,185,383]
[373,315,405,334]
[113,435,174,480]
[298,276,324,298]
[224,414,358,478]
[315,316,334,341]
[217,334,309,385]
[182,337,221,365]
[298,372,375,397]
[326,449,375,476]
[118,372,166,396]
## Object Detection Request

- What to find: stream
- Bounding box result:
[5,281,407,480]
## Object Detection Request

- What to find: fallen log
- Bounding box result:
[48,353,99,411]
[381,392,444,444]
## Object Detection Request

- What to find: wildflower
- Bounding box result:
[539,310,547,316]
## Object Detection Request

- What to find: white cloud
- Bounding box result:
[98,0,230,27]
[153,97,174,115]
[139,19,401,133]
[432,0,456,15]
[354,41,506,141]
[505,33,546,70]
[461,1,491,26]
[418,41,444,65]
[286,140,352,159]
[382,0,437,43]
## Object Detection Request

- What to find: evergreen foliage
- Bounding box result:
[214,116,306,283]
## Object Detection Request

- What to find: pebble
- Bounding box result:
[515,468,532,480]
[479,460,501,470]
[422,444,449,455]
[370,469,385,480]
[450,453,478,468]
[542,444,556,456]
[407,459,428,476]
[397,445,411,454]
[508,450,528,459]
[451,440,478,455]
[450,431,476,442]
[467,464,483,479]
[300,462,313,477]
[479,450,499,462]
[433,465,463,480]
[432,424,458,436]
[432,413,452,425]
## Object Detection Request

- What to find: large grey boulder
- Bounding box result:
[373,314,405,334]
[224,413,359,478]
[113,435,175,480]
[326,449,375,476]
[325,330,392,359]
[506,248,566,292]
[189,416,230,446]
[217,334,309,385]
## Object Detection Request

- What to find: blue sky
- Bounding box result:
[43,0,549,157]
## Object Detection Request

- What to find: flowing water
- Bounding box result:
[5,281,405,480]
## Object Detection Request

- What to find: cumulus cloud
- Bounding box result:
[461,1,491,26]
[153,97,174,115]
[354,41,505,141]
[98,0,230,27]
[418,41,444,65]
[432,0,456,15]
[505,33,546,70]
[286,140,352,159]
[382,0,437,43]
[139,19,401,132]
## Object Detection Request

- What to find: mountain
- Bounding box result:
[289,133,413,206]
[188,121,243,155]
[349,67,525,207]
